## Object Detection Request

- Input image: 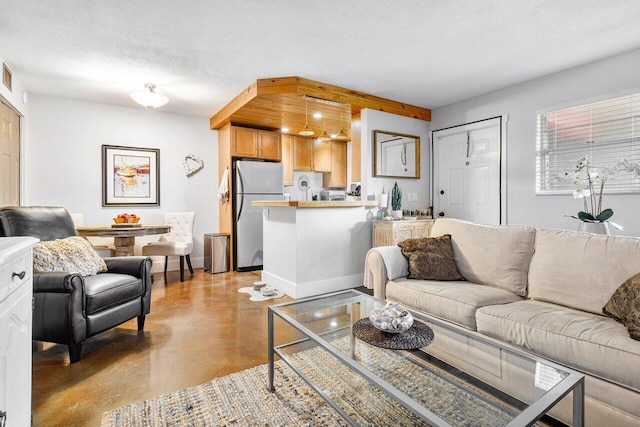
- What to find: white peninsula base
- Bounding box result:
[255,201,377,298]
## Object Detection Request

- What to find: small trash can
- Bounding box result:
[204,233,230,273]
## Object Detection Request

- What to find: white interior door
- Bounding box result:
[432,118,502,224]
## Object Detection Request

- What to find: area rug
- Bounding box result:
[101,337,524,426]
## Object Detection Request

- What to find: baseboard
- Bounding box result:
[261,271,363,299]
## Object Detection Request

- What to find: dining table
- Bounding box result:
[76,224,171,256]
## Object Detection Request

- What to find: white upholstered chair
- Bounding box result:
[142,212,195,282]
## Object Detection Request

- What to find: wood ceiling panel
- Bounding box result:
[210,76,431,140]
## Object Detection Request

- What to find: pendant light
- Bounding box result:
[299,97,315,136]
[318,117,332,141]
[333,109,349,141]
[130,83,169,109]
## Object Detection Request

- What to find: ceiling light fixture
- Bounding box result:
[299,97,315,136]
[318,118,332,141]
[333,110,349,141]
[130,83,169,109]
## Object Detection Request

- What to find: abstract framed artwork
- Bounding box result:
[102,145,160,207]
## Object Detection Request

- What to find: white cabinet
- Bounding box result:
[0,237,38,427]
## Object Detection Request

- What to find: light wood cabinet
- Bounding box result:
[323,141,347,188]
[313,140,332,172]
[231,126,281,161]
[0,237,37,427]
[372,219,436,247]
[281,134,294,186]
[258,131,281,160]
[293,136,313,171]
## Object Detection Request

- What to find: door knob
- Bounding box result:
[438,212,445,217]
[440,190,445,195]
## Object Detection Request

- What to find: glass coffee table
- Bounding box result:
[268,290,584,427]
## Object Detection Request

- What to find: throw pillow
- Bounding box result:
[603,272,640,341]
[398,234,464,281]
[33,236,107,277]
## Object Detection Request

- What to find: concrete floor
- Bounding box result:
[31,268,295,426]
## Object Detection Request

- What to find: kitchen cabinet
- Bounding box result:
[231,126,281,161]
[258,131,281,160]
[0,237,38,427]
[293,136,313,171]
[322,141,347,188]
[372,219,435,247]
[313,140,332,172]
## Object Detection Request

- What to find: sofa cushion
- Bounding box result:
[429,218,536,297]
[83,273,143,315]
[476,300,640,392]
[33,236,107,276]
[528,229,640,315]
[398,235,464,281]
[386,278,523,330]
[603,272,640,340]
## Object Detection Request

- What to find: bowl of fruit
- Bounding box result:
[113,213,140,224]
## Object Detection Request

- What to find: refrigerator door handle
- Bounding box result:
[237,165,245,221]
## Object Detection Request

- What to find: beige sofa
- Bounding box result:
[365,218,640,426]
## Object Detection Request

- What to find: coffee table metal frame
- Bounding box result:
[268,289,584,427]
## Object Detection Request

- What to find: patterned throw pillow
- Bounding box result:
[398,234,464,281]
[603,272,640,341]
[33,236,107,277]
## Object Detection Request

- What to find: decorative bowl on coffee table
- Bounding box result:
[369,305,413,333]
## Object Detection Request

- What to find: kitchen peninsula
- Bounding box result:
[253,200,378,298]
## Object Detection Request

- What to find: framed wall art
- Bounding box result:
[102,145,160,207]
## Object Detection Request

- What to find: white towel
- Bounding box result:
[217,168,229,203]
[362,246,409,289]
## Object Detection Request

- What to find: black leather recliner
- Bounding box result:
[0,206,153,363]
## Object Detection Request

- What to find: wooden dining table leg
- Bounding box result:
[113,236,136,256]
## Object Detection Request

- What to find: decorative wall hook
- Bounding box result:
[183,153,204,177]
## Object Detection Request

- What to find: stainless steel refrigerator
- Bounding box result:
[234,160,283,271]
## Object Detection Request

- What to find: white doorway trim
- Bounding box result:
[430,115,508,224]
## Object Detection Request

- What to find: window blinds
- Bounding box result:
[536,92,640,194]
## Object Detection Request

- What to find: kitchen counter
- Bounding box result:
[252,200,378,208]
[256,202,376,298]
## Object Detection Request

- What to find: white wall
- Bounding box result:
[359,109,431,213]
[431,48,640,237]
[26,94,218,271]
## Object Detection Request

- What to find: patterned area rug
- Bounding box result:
[101,337,525,426]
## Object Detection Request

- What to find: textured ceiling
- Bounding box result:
[1,0,640,118]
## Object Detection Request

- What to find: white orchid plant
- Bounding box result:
[557,155,640,229]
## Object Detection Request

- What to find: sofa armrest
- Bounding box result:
[33,272,83,293]
[365,246,409,299]
[104,256,152,278]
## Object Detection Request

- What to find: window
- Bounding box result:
[536,92,640,194]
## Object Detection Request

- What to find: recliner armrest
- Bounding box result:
[33,272,83,293]
[104,256,152,278]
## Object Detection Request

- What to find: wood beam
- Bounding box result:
[210,76,431,130]
[209,81,258,129]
